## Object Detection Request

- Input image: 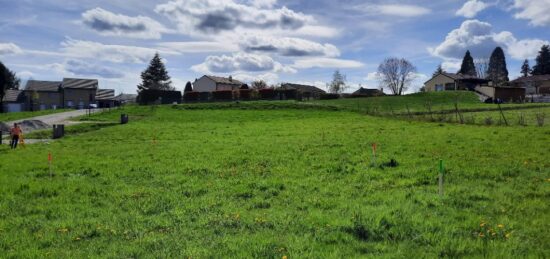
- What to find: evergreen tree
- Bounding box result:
[487,47,509,86]
[0,61,21,113]
[433,64,444,77]
[137,53,174,92]
[521,59,531,77]
[532,45,550,75]
[458,50,477,77]
[184,81,193,92]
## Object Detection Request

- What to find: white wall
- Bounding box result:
[193,76,216,92]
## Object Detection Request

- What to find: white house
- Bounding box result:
[193,75,244,92]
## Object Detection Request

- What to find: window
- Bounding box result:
[435,84,444,91]
[445,83,455,91]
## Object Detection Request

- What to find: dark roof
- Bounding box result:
[204,75,243,85]
[280,83,326,94]
[352,87,385,96]
[2,89,23,102]
[511,75,550,83]
[96,89,115,100]
[25,80,61,92]
[62,78,98,89]
[115,93,137,102]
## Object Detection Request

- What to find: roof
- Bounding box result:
[96,89,115,100]
[115,93,138,102]
[62,78,98,89]
[511,75,550,83]
[280,83,326,94]
[2,89,23,102]
[25,80,61,92]
[204,75,243,85]
[425,72,489,84]
[352,87,385,96]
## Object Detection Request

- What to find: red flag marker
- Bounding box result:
[48,153,52,162]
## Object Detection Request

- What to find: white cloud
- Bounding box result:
[0,43,23,55]
[248,0,277,8]
[61,38,177,63]
[292,57,364,69]
[360,4,431,17]
[429,19,549,61]
[513,0,550,27]
[456,0,490,18]
[241,36,340,57]
[82,8,170,39]
[233,72,279,84]
[64,59,125,78]
[191,52,296,74]
[155,0,312,35]
[157,41,239,53]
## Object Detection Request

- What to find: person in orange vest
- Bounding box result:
[9,123,22,149]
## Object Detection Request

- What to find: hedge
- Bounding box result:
[212,90,234,101]
[320,93,340,100]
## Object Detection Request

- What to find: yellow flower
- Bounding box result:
[480,222,486,227]
[58,228,69,233]
[505,233,511,239]
[282,256,288,259]
[497,224,504,228]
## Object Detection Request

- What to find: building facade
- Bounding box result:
[193,75,244,92]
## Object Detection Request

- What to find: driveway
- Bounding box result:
[1,109,100,136]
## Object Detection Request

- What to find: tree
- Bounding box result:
[328,70,347,94]
[475,58,489,79]
[184,81,193,92]
[521,59,531,77]
[0,61,21,113]
[251,80,268,89]
[377,58,416,96]
[137,53,174,93]
[532,45,550,75]
[432,64,444,77]
[458,50,477,77]
[487,47,509,86]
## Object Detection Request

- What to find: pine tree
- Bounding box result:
[532,45,550,75]
[521,59,531,77]
[184,81,193,92]
[137,53,174,92]
[458,50,477,77]
[433,64,444,77]
[487,47,509,86]
[0,61,21,113]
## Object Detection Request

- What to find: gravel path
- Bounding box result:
[1,109,100,136]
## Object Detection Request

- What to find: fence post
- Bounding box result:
[121,114,128,124]
[0,131,2,145]
[52,125,65,139]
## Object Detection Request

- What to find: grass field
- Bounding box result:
[0,109,69,123]
[0,100,549,257]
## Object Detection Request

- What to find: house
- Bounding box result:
[351,87,385,97]
[509,75,550,95]
[24,80,63,110]
[193,75,244,92]
[114,93,137,105]
[2,89,26,112]
[62,78,98,109]
[95,89,116,108]
[424,72,490,92]
[280,83,327,99]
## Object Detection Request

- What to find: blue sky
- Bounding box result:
[1,0,549,94]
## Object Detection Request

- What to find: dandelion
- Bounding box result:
[282,256,288,259]
[505,233,511,239]
[497,224,504,228]
[480,222,486,227]
[58,228,69,233]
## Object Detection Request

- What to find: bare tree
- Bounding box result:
[251,80,268,90]
[377,58,416,95]
[475,58,489,79]
[327,70,347,94]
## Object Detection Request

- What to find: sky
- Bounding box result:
[1,0,549,94]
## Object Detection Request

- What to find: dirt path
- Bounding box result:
[1,109,100,136]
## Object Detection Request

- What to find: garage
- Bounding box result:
[1,89,25,113]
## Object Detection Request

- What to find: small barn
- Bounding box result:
[2,89,26,113]
[96,89,116,108]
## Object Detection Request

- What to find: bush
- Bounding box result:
[199,92,210,102]
[320,93,340,100]
[239,89,253,100]
[137,89,182,105]
[275,89,297,100]
[184,91,200,102]
[212,90,234,101]
[259,88,275,100]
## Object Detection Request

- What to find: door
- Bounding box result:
[39,104,47,110]
[7,103,22,112]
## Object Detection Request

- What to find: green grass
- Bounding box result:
[0,104,549,257]
[0,109,70,122]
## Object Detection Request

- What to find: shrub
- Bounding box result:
[183,91,200,102]
[239,89,253,100]
[199,92,210,102]
[320,93,340,100]
[212,90,233,101]
[137,89,182,105]
[275,89,297,100]
[259,88,275,100]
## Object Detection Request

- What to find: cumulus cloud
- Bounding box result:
[0,42,23,55]
[61,38,177,63]
[292,57,364,69]
[65,60,124,78]
[360,4,431,17]
[241,36,340,57]
[513,0,550,27]
[82,8,170,39]
[429,19,549,60]
[248,0,277,8]
[191,52,296,74]
[155,0,312,35]
[456,0,489,18]
[158,41,239,53]
[233,72,279,84]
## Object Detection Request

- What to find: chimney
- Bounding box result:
[229,75,233,82]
